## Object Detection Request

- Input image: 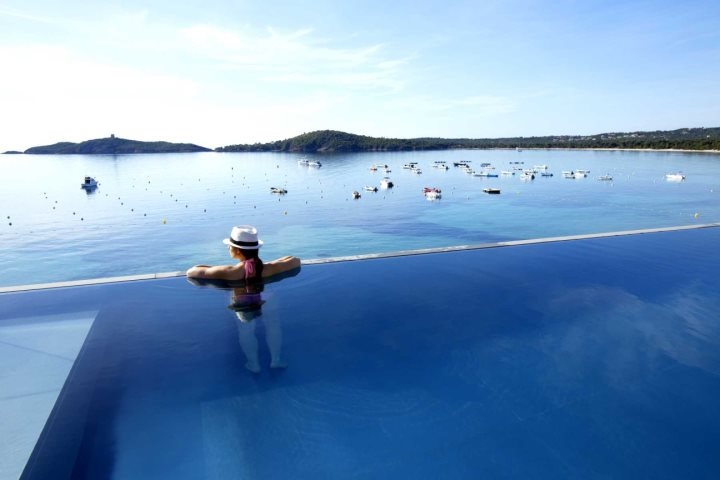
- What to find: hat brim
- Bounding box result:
[223,238,263,249]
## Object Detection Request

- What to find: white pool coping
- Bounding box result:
[1,222,718,293]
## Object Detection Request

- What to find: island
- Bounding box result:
[6,127,720,156]
[217,127,720,153]
[21,135,211,154]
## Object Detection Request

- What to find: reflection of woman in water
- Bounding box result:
[187,225,300,372]
[229,286,287,372]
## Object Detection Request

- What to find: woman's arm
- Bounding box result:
[186,263,244,280]
[262,256,301,278]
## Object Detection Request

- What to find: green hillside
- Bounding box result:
[24,136,211,154]
[217,127,720,153]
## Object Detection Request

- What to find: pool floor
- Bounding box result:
[2,227,720,479]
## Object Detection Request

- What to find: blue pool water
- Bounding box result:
[3,226,720,479]
[1,149,719,287]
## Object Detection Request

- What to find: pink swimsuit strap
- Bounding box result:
[244,258,256,281]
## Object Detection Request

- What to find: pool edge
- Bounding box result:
[2,222,718,293]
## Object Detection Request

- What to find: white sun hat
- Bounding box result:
[222,225,263,249]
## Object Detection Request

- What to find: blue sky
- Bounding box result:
[1,0,719,152]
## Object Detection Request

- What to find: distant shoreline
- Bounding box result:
[510,147,720,154]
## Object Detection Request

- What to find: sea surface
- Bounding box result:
[1,149,718,287]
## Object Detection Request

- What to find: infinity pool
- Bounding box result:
[2,226,720,479]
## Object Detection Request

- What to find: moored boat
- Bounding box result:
[423,187,442,199]
[665,173,686,181]
[81,176,98,189]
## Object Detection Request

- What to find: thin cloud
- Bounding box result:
[0,5,55,24]
[180,24,406,92]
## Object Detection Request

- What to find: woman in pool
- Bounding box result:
[186,225,300,281]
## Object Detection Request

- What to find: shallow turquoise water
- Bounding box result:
[1,149,719,286]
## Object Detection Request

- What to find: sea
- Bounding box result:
[1,149,719,287]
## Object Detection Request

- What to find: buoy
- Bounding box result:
[284,211,287,215]
[694,213,699,218]
[162,219,167,224]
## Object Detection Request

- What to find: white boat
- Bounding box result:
[501,170,515,175]
[363,185,378,192]
[540,172,554,177]
[665,173,686,181]
[402,162,418,169]
[473,171,499,178]
[380,177,394,189]
[562,171,575,179]
[423,187,442,200]
[297,159,309,166]
[270,187,287,194]
[308,161,322,167]
[81,176,98,189]
[433,164,449,170]
[411,167,423,174]
[598,174,613,181]
[575,169,589,177]
[483,188,501,194]
[534,165,548,170]
[352,191,361,199]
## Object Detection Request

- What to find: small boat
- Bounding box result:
[297,159,309,166]
[352,191,361,199]
[308,161,322,167]
[411,167,422,174]
[540,172,554,177]
[501,170,515,175]
[402,162,418,169]
[433,163,449,170]
[369,165,378,171]
[534,165,548,170]
[575,169,589,177]
[380,177,394,189]
[665,173,686,181]
[81,176,98,189]
[423,187,442,199]
[363,185,378,192]
[483,188,501,194]
[598,174,613,181]
[520,172,535,180]
[562,171,575,179]
[270,187,288,194]
[473,171,498,178]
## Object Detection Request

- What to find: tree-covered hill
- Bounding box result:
[24,136,211,154]
[217,127,720,153]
